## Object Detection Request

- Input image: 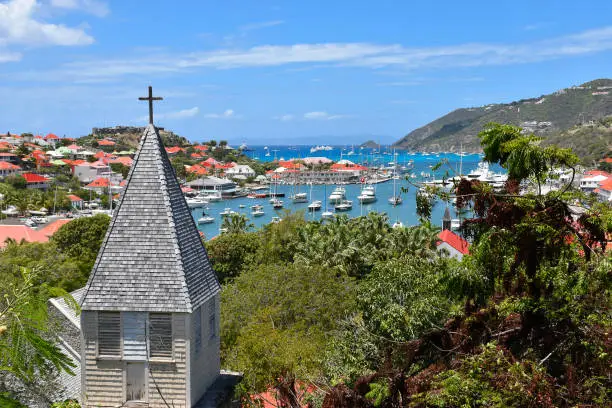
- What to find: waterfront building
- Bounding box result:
[186,176,238,197]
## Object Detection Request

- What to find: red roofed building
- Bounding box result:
[22,173,50,190]
[107,156,133,167]
[0,161,21,177]
[187,164,209,176]
[201,157,220,167]
[165,146,186,156]
[0,152,19,164]
[68,194,84,210]
[596,178,612,202]
[437,229,469,260]
[193,145,209,152]
[97,139,116,147]
[330,163,368,172]
[0,219,72,248]
[278,160,305,170]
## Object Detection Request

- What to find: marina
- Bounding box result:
[190,151,502,239]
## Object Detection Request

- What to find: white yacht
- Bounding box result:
[251,204,265,217]
[335,200,353,211]
[271,199,284,209]
[321,210,334,219]
[328,186,345,204]
[186,197,209,209]
[291,192,308,203]
[392,220,404,229]
[220,208,236,217]
[198,215,215,224]
[271,216,282,224]
[358,185,377,204]
[199,191,222,202]
[308,200,322,211]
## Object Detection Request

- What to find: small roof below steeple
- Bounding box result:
[81,124,220,312]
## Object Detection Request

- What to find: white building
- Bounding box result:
[225,164,255,178]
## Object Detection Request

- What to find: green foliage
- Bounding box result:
[109,163,130,179]
[220,213,253,234]
[0,268,75,386]
[51,214,110,270]
[205,231,261,283]
[5,175,26,190]
[358,257,454,342]
[413,343,557,407]
[222,263,356,392]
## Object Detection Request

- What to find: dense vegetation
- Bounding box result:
[209,123,611,407]
[393,78,612,159]
[0,123,609,407]
[0,215,109,406]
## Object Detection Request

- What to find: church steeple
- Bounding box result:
[81,124,220,312]
[442,206,452,231]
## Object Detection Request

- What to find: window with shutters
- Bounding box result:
[98,312,121,357]
[194,307,202,355]
[149,313,173,359]
[208,298,216,340]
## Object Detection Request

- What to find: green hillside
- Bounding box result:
[393,79,612,158]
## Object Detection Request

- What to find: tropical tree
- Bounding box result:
[0,268,75,405]
[220,213,253,235]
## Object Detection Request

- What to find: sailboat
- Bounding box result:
[388,151,403,206]
[307,184,321,211]
[321,184,334,219]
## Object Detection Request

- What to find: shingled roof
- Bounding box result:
[81,125,220,312]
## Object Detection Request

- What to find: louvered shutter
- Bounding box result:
[149,313,172,359]
[98,312,121,357]
[194,307,202,354]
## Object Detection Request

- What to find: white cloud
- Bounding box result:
[157,107,199,120]
[239,20,284,32]
[204,109,237,119]
[304,111,350,120]
[0,0,94,50]
[50,0,109,17]
[274,114,294,121]
[9,25,612,75]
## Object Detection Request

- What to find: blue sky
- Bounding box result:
[0,0,611,145]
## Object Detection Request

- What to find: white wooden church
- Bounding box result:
[49,112,233,407]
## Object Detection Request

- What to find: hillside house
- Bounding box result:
[0,161,21,178]
[22,173,50,190]
[225,164,255,178]
[49,124,229,407]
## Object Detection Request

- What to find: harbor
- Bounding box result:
[189,151,503,239]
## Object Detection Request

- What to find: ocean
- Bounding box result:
[193,146,499,240]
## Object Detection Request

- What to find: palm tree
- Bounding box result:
[221,213,253,234]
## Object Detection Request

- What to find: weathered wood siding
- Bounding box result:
[148,313,188,407]
[190,294,221,404]
[123,312,147,361]
[81,311,124,408]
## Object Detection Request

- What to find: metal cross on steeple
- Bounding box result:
[138,86,163,124]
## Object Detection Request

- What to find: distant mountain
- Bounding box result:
[393,79,612,157]
[360,140,379,149]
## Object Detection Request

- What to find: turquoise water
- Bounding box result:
[194,151,499,240]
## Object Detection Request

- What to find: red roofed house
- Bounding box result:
[84,177,124,194]
[22,173,50,190]
[201,157,220,167]
[187,164,209,176]
[0,219,72,249]
[193,145,209,152]
[596,178,612,202]
[165,146,186,157]
[0,152,19,164]
[0,161,21,178]
[44,133,60,147]
[97,139,116,147]
[68,194,84,210]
